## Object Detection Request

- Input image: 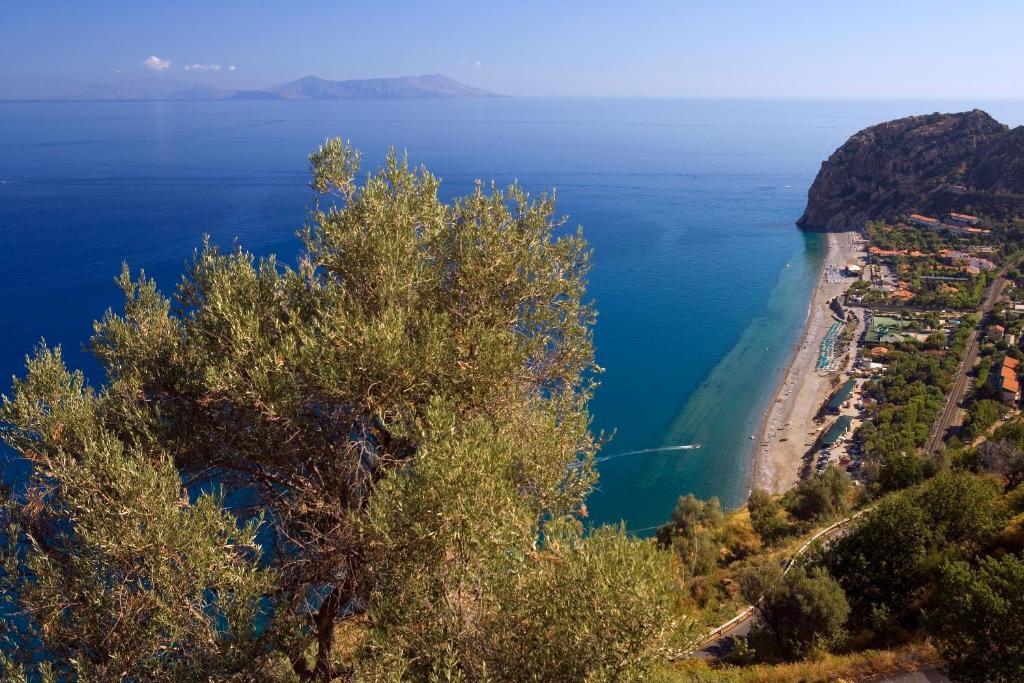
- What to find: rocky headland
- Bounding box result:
[798,110,1024,231]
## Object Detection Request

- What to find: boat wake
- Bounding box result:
[596,444,702,463]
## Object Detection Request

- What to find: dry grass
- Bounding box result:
[672,641,942,682]
[685,509,857,634]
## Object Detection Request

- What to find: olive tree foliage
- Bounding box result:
[351,401,686,681]
[737,559,849,661]
[977,439,1024,490]
[1,140,683,680]
[0,348,281,681]
[656,495,725,578]
[931,554,1024,683]
[747,489,790,545]
[782,466,851,523]
[826,472,1007,636]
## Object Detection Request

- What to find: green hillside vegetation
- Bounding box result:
[679,468,1022,680]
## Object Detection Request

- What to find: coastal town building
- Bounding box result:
[1000,356,1020,404]
[820,415,854,448]
[940,249,996,271]
[910,212,992,236]
[865,316,915,346]
[947,212,980,227]
[909,214,940,228]
[826,378,857,414]
[868,246,925,258]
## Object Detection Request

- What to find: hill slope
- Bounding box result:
[797,110,1024,230]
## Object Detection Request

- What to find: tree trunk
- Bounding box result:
[313,584,345,681]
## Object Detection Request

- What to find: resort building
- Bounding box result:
[941,250,996,271]
[947,212,981,226]
[890,287,914,302]
[1000,356,1020,405]
[868,247,924,258]
[821,415,854,448]
[869,346,890,359]
[909,214,940,228]
[865,316,915,346]
[826,378,857,414]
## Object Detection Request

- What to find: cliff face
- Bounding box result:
[797,110,1024,230]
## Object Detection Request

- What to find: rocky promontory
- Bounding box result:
[798,110,1024,230]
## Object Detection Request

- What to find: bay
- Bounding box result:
[2,97,1023,529]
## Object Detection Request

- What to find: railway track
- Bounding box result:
[925,273,1008,454]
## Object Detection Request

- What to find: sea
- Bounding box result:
[2,98,1023,532]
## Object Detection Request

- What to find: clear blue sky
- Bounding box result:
[3,0,1023,98]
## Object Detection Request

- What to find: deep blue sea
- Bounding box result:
[2,98,1023,531]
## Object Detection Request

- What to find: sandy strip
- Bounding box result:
[748,231,863,494]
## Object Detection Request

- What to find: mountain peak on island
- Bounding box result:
[798,110,1024,230]
[51,74,501,102]
[261,74,501,100]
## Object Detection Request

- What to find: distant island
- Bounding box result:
[798,109,1024,231]
[52,74,501,101]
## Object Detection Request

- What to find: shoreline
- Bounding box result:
[748,230,863,494]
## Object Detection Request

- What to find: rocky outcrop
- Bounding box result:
[797,110,1024,230]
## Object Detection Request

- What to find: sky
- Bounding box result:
[2,0,1024,99]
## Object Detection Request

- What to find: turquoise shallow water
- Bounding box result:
[594,232,826,529]
[2,98,1023,530]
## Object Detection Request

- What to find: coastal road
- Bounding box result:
[925,272,1008,454]
[686,509,866,659]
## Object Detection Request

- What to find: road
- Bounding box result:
[875,669,951,683]
[690,266,1012,660]
[925,272,1008,454]
[687,509,866,659]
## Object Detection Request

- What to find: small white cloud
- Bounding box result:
[185,63,221,71]
[113,69,122,74]
[228,65,237,71]
[142,55,171,71]
[474,60,482,68]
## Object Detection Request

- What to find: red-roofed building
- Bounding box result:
[948,212,981,226]
[910,214,940,227]
[869,246,906,257]
[1000,356,1020,404]
[891,288,914,301]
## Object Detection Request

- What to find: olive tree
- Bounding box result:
[2,140,682,680]
[738,559,849,660]
[932,554,1024,682]
[0,348,281,681]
